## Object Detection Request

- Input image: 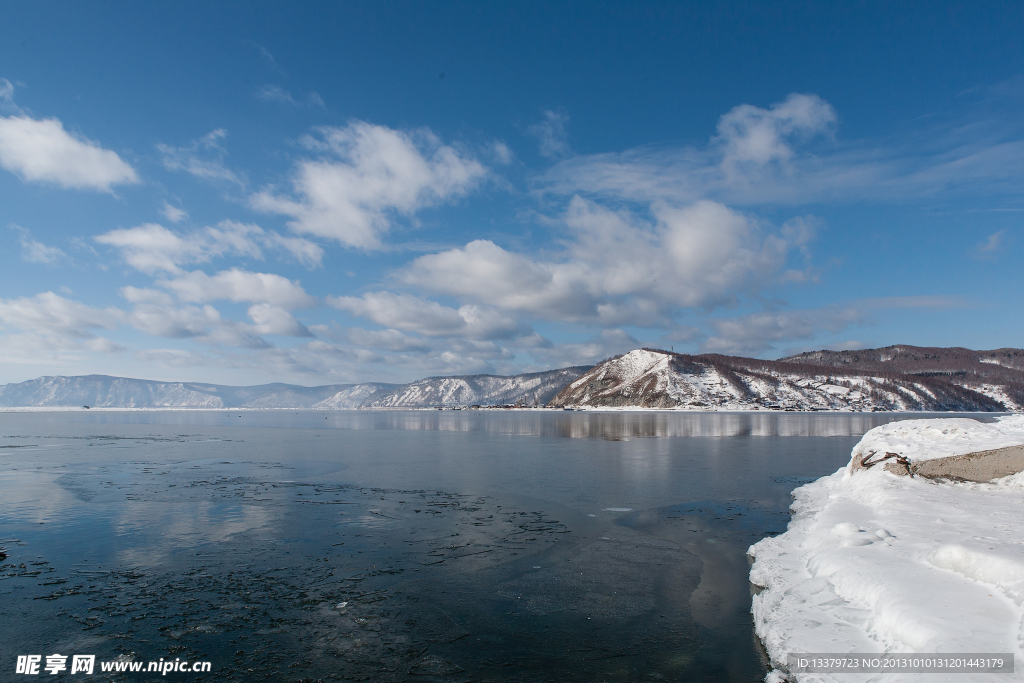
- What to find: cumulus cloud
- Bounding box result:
[0,288,281,357]
[126,300,223,339]
[715,93,836,171]
[328,291,526,340]
[158,268,315,309]
[403,197,807,325]
[121,293,309,348]
[526,109,571,159]
[344,327,432,353]
[0,288,313,367]
[246,303,312,337]
[95,220,322,273]
[120,286,174,306]
[251,121,487,249]
[701,307,863,355]
[0,114,138,191]
[98,223,209,274]
[527,329,641,369]
[0,291,122,338]
[10,225,65,264]
[157,129,243,186]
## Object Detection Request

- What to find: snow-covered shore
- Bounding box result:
[749,415,1024,682]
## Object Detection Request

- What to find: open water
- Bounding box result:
[0,410,973,681]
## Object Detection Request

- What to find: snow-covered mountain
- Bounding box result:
[549,348,1022,411]
[0,368,590,409]
[3,346,1020,411]
[311,383,393,409]
[359,367,590,408]
[0,375,363,409]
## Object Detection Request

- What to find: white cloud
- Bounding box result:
[0,331,124,365]
[527,329,641,369]
[251,120,487,249]
[246,304,312,337]
[126,300,222,338]
[329,291,462,336]
[403,197,804,324]
[97,223,201,273]
[536,92,1024,207]
[259,232,324,268]
[161,202,188,223]
[96,220,322,273]
[121,292,308,346]
[158,268,315,309]
[526,109,571,159]
[490,140,514,165]
[328,291,525,340]
[257,85,325,108]
[120,286,174,306]
[0,291,123,338]
[701,307,863,355]
[345,327,432,353]
[10,225,65,264]
[0,115,138,191]
[157,129,243,186]
[715,93,836,171]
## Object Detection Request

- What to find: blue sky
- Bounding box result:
[1,1,1022,385]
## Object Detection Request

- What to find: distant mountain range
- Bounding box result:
[1,345,1021,411]
[0,367,590,409]
[549,347,1024,411]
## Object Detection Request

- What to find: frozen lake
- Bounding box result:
[0,410,961,681]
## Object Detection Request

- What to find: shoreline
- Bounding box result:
[750,415,1024,682]
[0,405,1018,414]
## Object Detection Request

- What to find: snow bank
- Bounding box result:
[850,416,1024,464]
[749,415,1024,682]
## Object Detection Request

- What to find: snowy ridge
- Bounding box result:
[749,415,1024,682]
[312,384,392,409]
[361,367,589,408]
[0,375,377,409]
[2,345,1020,411]
[549,348,1020,411]
[0,369,588,409]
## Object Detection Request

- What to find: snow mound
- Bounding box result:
[850,415,1024,466]
[750,415,1024,682]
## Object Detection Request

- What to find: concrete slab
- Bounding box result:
[867,444,1024,482]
